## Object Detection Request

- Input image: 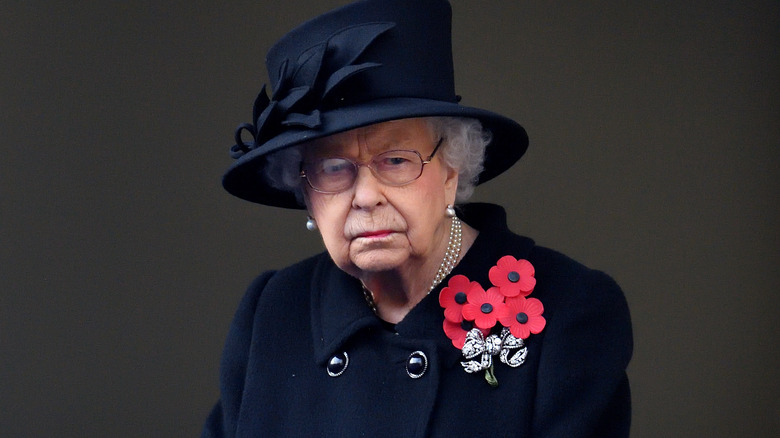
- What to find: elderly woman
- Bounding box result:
[203,0,632,437]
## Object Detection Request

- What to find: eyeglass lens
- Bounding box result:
[304,149,424,193]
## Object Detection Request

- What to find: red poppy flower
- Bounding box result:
[439,275,479,323]
[462,285,509,330]
[498,296,546,339]
[443,319,490,349]
[488,255,536,298]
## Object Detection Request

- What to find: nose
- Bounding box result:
[351,165,385,210]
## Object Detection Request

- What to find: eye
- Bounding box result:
[318,158,353,175]
[375,151,416,171]
[385,156,411,166]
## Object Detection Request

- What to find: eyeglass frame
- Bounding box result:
[300,137,445,194]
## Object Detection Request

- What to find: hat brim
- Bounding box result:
[222,97,528,208]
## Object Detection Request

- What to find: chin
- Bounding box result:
[350,248,409,274]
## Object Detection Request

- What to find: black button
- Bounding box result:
[406,351,428,379]
[327,352,349,377]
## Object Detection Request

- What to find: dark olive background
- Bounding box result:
[2,1,777,437]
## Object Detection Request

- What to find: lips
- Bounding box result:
[355,230,394,239]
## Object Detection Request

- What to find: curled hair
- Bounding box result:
[263,145,305,206]
[263,116,491,206]
[425,116,490,201]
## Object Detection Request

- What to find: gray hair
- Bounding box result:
[263,116,491,206]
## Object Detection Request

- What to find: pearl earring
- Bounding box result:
[445,204,456,218]
[306,216,318,231]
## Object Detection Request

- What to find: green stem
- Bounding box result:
[484,363,499,388]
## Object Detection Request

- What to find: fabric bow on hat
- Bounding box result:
[231,22,395,159]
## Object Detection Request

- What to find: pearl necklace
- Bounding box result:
[430,216,462,292]
[362,216,463,314]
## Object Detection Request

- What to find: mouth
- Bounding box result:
[355,230,395,239]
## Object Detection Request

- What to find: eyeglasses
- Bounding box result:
[300,137,444,194]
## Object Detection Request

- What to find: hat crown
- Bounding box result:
[265,0,456,109]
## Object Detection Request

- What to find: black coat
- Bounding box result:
[202,204,632,437]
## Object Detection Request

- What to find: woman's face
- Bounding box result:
[303,118,459,279]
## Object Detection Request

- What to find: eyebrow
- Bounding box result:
[305,133,418,158]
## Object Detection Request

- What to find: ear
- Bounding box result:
[443,165,459,206]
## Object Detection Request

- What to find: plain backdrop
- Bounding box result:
[1,1,777,436]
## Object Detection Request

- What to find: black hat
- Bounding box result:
[223,0,528,208]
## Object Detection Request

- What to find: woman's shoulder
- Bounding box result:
[527,244,624,302]
[529,245,612,282]
[231,252,332,315]
[527,243,632,354]
[246,251,331,290]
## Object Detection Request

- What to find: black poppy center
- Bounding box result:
[507,271,520,283]
[454,292,467,304]
[480,303,493,314]
[460,320,474,331]
[516,312,529,324]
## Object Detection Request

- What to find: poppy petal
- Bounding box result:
[462,304,479,321]
[510,324,531,339]
[527,316,547,334]
[524,297,544,315]
[444,306,464,323]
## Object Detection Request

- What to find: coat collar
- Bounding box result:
[309,203,536,366]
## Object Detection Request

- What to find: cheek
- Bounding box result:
[394,184,447,247]
[308,193,352,261]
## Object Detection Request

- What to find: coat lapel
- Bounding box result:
[309,254,380,365]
